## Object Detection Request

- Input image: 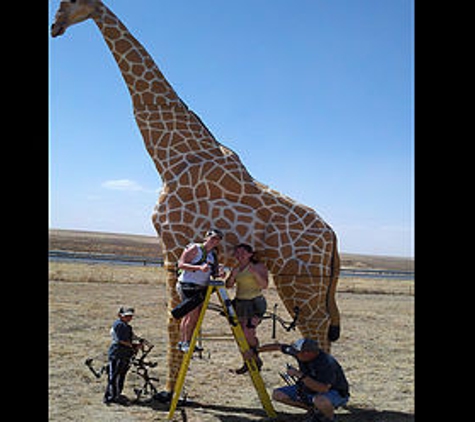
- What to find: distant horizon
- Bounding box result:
[48,226,414,260]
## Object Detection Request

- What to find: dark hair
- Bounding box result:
[235,243,259,264]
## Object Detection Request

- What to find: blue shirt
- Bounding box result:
[281,344,350,397]
[108,319,134,359]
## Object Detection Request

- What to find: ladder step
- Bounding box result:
[208,280,225,286]
[167,284,277,420]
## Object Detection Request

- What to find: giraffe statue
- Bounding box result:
[51,0,342,394]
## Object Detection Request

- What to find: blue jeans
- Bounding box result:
[275,384,349,408]
[104,357,131,402]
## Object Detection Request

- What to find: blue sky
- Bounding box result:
[49,0,414,257]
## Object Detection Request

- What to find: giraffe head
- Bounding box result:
[51,0,100,37]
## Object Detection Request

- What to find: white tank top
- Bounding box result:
[178,244,217,286]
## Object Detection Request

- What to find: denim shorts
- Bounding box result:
[275,384,349,408]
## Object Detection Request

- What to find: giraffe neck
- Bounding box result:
[92,3,182,110]
[90,3,224,183]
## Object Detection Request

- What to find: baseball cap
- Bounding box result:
[205,228,224,240]
[118,306,135,316]
[291,338,320,353]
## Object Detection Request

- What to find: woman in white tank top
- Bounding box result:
[175,229,224,353]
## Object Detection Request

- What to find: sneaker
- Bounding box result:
[234,357,263,375]
[104,395,130,406]
[177,341,204,353]
[234,363,248,374]
[177,341,190,352]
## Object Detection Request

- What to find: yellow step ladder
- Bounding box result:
[167,281,277,420]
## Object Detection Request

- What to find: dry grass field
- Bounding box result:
[49,229,163,259]
[49,230,414,421]
[48,229,414,272]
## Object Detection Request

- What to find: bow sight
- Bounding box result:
[262,304,300,339]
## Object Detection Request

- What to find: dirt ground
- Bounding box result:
[48,266,414,422]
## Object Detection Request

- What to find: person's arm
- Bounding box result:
[215,264,226,279]
[178,244,209,272]
[240,342,283,360]
[225,266,239,288]
[257,342,285,353]
[287,366,331,393]
[248,262,269,289]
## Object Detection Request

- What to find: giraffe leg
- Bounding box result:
[327,240,341,342]
[274,275,332,352]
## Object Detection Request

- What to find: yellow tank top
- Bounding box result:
[235,266,262,300]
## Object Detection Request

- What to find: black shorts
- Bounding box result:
[234,295,267,319]
[177,282,207,300]
[172,282,207,319]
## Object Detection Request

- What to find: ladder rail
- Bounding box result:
[167,282,277,420]
[167,284,214,420]
[215,286,277,418]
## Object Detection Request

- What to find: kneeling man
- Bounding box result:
[258,338,350,422]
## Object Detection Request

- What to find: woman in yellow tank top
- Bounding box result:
[226,243,268,374]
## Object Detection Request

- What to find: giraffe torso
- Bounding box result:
[84,3,335,276]
[137,103,335,276]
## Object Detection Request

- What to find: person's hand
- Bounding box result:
[287,366,302,378]
[199,262,210,272]
[217,264,226,278]
[133,341,144,351]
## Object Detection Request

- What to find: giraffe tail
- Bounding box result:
[326,233,341,342]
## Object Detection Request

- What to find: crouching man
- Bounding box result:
[258,338,350,422]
